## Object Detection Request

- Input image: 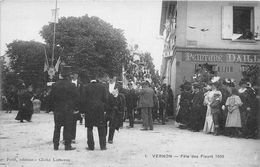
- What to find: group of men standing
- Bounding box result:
[49,67,135,151]
[49,67,109,151]
[48,63,178,151]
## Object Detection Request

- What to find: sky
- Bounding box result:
[0,0,164,70]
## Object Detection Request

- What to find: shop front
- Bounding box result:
[170,47,260,95]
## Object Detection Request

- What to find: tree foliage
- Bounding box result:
[6,40,52,88]
[40,15,128,78]
[124,45,160,86]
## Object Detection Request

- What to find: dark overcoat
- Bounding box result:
[167,87,174,115]
[219,87,231,127]
[107,93,125,130]
[190,90,206,130]
[126,89,138,110]
[82,81,107,128]
[15,90,33,121]
[49,79,79,125]
[176,91,192,124]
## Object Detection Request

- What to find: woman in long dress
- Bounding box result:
[176,83,192,129]
[225,88,242,137]
[238,80,257,138]
[15,85,34,122]
[203,83,222,134]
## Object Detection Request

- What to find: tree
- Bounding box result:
[124,45,159,86]
[40,15,128,78]
[6,40,52,88]
[0,56,8,93]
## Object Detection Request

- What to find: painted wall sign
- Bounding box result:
[183,52,260,64]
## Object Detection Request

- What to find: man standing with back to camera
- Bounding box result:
[70,70,83,144]
[80,74,107,150]
[138,80,156,130]
[49,66,79,151]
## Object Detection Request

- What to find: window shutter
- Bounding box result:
[254,6,260,40]
[222,6,233,39]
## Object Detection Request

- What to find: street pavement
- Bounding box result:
[0,111,259,167]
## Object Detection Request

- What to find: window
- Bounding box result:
[213,65,233,73]
[222,6,260,40]
[233,7,254,40]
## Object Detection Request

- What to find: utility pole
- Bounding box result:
[0,0,4,57]
[51,0,58,67]
[47,0,58,82]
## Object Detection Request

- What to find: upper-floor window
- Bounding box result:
[233,7,254,40]
[222,5,260,41]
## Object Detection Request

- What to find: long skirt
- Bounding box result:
[15,108,32,121]
[225,109,242,127]
[203,106,214,133]
[176,105,190,125]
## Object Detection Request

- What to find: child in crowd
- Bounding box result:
[225,88,243,137]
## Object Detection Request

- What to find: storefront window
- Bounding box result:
[213,65,234,73]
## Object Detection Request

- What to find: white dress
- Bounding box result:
[203,90,222,133]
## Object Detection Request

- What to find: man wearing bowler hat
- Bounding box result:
[70,69,83,143]
[49,66,79,151]
[80,74,107,150]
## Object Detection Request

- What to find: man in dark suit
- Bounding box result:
[106,88,125,144]
[98,74,110,137]
[138,81,156,130]
[80,74,107,150]
[49,67,79,151]
[126,83,138,128]
[70,70,83,143]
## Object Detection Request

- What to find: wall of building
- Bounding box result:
[163,1,260,117]
[176,1,260,50]
[175,1,187,47]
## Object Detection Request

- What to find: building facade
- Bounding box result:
[160,1,260,97]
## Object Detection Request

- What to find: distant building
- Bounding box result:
[160,1,260,96]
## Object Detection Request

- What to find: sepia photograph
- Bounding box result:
[0,0,259,166]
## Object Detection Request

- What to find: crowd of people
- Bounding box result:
[175,77,259,139]
[1,67,259,151]
[1,67,176,151]
[47,67,175,151]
